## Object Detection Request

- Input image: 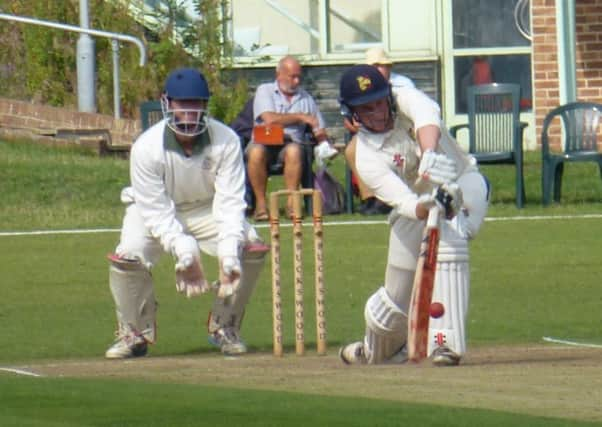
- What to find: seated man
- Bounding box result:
[365,46,415,90]
[344,47,416,215]
[246,55,332,220]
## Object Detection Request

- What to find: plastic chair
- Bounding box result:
[541,102,602,205]
[139,100,163,130]
[450,83,527,208]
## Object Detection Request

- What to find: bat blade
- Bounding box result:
[407,206,441,362]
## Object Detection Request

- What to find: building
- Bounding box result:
[2,1,599,151]
[222,0,600,151]
[128,1,537,146]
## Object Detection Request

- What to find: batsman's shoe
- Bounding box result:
[339,341,367,365]
[208,327,247,355]
[431,345,461,367]
[105,335,148,359]
[387,346,409,364]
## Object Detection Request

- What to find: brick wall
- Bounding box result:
[0,97,140,150]
[532,0,602,148]
[576,0,602,99]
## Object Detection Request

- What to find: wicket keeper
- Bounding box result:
[105,68,267,359]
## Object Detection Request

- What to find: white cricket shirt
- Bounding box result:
[127,118,246,259]
[355,85,475,220]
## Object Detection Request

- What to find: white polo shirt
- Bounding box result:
[253,81,325,142]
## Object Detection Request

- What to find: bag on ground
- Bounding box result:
[314,167,345,215]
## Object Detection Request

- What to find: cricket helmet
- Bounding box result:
[339,64,390,108]
[161,68,210,136]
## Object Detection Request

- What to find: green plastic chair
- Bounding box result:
[450,83,527,208]
[139,100,163,131]
[541,102,602,206]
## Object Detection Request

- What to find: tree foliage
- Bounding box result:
[0,0,247,122]
[186,0,248,124]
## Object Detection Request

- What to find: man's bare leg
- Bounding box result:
[247,145,269,217]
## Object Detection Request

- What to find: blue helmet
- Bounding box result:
[339,64,390,107]
[163,68,210,100]
[161,68,210,136]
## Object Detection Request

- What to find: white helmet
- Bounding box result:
[160,68,210,136]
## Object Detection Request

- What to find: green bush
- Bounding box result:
[0,0,247,122]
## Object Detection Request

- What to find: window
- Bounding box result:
[452,0,530,49]
[451,0,532,114]
[229,1,435,60]
[455,55,532,113]
[328,0,382,53]
[231,0,317,57]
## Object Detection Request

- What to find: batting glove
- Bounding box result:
[313,141,338,169]
[417,183,463,220]
[434,183,463,219]
[418,150,458,185]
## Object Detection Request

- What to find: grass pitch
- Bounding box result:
[1,139,602,426]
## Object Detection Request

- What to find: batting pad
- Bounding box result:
[364,287,408,364]
[427,236,469,356]
[208,243,267,333]
[109,256,157,343]
[453,171,490,240]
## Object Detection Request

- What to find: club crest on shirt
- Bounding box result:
[201,157,214,170]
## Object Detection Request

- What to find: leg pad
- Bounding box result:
[363,287,408,364]
[109,254,157,343]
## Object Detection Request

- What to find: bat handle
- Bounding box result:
[426,205,440,228]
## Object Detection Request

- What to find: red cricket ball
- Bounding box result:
[430,302,445,318]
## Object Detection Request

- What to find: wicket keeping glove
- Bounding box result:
[173,235,208,298]
[217,256,242,299]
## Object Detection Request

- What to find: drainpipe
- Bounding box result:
[77,0,96,113]
[556,0,577,104]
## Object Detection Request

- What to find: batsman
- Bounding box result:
[104,68,268,359]
[337,65,489,366]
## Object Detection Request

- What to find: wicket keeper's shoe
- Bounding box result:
[339,341,367,365]
[208,327,247,355]
[431,345,461,366]
[105,335,148,359]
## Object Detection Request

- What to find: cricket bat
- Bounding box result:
[407,205,441,362]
